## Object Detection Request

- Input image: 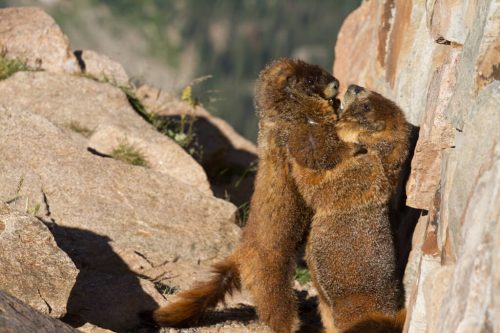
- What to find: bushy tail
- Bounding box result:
[152,257,240,327]
[344,309,406,333]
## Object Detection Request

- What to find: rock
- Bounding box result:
[0,71,211,194]
[78,323,114,333]
[0,7,79,73]
[136,85,258,206]
[75,49,129,87]
[0,107,241,330]
[88,124,211,194]
[405,48,457,209]
[0,203,78,317]
[0,290,79,333]
[334,0,499,331]
[433,83,499,332]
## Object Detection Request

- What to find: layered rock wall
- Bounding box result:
[333,1,499,331]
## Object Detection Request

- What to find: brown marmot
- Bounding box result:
[287,85,411,332]
[151,58,342,333]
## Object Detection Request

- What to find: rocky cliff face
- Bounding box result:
[334,1,499,332]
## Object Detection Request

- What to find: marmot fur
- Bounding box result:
[152,58,341,333]
[287,85,411,332]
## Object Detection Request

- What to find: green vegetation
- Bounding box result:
[5,176,24,205]
[0,53,29,80]
[111,141,149,167]
[66,121,94,138]
[28,202,41,216]
[122,85,204,161]
[154,281,179,295]
[294,267,311,285]
[237,201,250,227]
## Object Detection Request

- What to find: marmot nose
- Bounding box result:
[348,84,364,94]
[324,79,340,98]
[332,79,339,91]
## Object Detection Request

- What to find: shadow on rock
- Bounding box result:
[172,289,321,332]
[44,223,160,333]
[154,114,258,209]
[390,125,422,291]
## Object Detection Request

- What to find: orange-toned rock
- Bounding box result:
[334,0,500,331]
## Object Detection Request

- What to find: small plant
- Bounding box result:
[122,85,204,161]
[66,121,94,138]
[0,53,30,80]
[5,176,24,204]
[234,161,258,188]
[23,197,41,216]
[154,281,179,295]
[237,201,250,227]
[294,267,311,285]
[111,141,149,167]
[180,75,213,107]
[28,202,41,216]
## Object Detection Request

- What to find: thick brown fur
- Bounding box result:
[287,85,411,332]
[153,58,341,333]
[343,309,406,333]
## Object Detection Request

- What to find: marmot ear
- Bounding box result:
[286,75,297,85]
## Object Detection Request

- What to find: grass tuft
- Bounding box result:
[0,53,30,80]
[66,121,94,138]
[237,201,250,227]
[111,141,149,167]
[154,281,179,295]
[81,74,207,162]
[122,85,204,161]
[294,267,311,285]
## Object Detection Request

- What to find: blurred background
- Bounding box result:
[0,0,361,141]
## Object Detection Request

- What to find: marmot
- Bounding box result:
[287,85,411,332]
[152,58,342,333]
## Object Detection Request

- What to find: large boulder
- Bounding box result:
[0,204,78,317]
[75,49,129,87]
[0,71,211,194]
[333,1,499,331]
[0,107,240,331]
[0,7,80,73]
[136,85,258,206]
[0,291,79,333]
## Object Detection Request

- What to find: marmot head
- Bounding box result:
[255,58,340,123]
[336,85,407,143]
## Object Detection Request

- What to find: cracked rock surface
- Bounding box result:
[0,203,78,317]
[0,107,241,331]
[334,0,500,331]
[0,290,79,333]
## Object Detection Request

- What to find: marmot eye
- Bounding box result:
[307,78,314,85]
[363,103,371,112]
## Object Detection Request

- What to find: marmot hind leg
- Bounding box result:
[240,252,300,333]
